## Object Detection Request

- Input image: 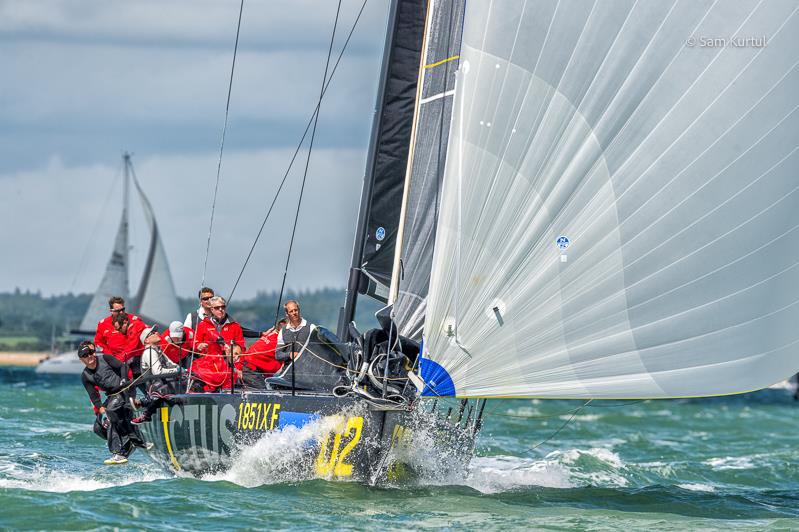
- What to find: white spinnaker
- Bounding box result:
[422,0,799,398]
[78,212,129,331]
[131,175,181,326]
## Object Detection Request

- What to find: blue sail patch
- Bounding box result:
[419,357,456,397]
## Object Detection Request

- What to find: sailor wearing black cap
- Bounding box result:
[77,340,148,465]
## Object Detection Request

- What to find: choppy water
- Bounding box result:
[1,366,797,530]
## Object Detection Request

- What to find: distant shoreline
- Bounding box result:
[0,352,47,367]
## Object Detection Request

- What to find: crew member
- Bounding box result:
[184,287,214,330]
[183,287,263,339]
[105,312,146,363]
[192,296,244,391]
[161,321,195,367]
[78,340,147,465]
[132,326,182,424]
[237,319,286,389]
[94,296,144,354]
[276,300,316,362]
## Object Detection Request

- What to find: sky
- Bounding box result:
[0,0,390,299]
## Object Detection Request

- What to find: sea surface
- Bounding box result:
[0,366,797,531]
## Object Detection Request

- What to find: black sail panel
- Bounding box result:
[356,0,428,302]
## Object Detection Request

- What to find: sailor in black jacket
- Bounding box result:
[78,341,146,464]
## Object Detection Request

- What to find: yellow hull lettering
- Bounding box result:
[315,416,364,478]
[235,402,283,431]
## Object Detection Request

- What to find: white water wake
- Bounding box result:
[0,461,168,493]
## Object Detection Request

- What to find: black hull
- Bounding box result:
[137,391,479,483]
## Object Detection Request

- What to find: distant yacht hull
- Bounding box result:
[35,352,84,375]
[137,392,479,482]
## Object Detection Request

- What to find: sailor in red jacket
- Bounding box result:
[94,296,144,355]
[105,312,147,363]
[236,319,286,389]
[160,321,195,365]
[192,296,244,392]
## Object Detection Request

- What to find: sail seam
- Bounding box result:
[419,89,455,105]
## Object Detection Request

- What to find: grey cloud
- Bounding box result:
[1,148,368,298]
[0,0,391,298]
[0,0,385,52]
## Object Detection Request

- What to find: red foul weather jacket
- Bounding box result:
[191,317,244,391]
[236,331,282,375]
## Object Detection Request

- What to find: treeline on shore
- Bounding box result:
[0,288,381,351]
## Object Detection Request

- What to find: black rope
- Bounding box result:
[227,0,369,304]
[202,0,246,286]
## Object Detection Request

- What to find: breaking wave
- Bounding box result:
[0,461,167,493]
[206,408,369,488]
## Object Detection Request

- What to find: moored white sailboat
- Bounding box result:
[37,154,181,374]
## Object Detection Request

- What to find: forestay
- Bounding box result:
[421,0,799,398]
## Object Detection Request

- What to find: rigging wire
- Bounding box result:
[69,157,124,292]
[201,0,246,287]
[227,0,369,305]
[273,0,343,325]
[528,399,592,453]
[490,399,645,419]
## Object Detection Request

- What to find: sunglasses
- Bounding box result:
[212,305,226,310]
[79,350,96,358]
[201,296,213,301]
[110,307,125,313]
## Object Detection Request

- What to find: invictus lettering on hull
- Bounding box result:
[154,403,237,470]
[237,402,281,431]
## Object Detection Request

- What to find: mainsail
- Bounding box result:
[78,190,130,331]
[346,0,428,305]
[420,0,799,398]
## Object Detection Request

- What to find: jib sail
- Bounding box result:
[421,0,799,398]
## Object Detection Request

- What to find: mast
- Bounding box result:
[337,0,428,338]
[121,152,131,297]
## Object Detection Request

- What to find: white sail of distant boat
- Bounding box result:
[408,0,799,399]
[130,166,181,325]
[38,153,180,374]
[77,163,130,332]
